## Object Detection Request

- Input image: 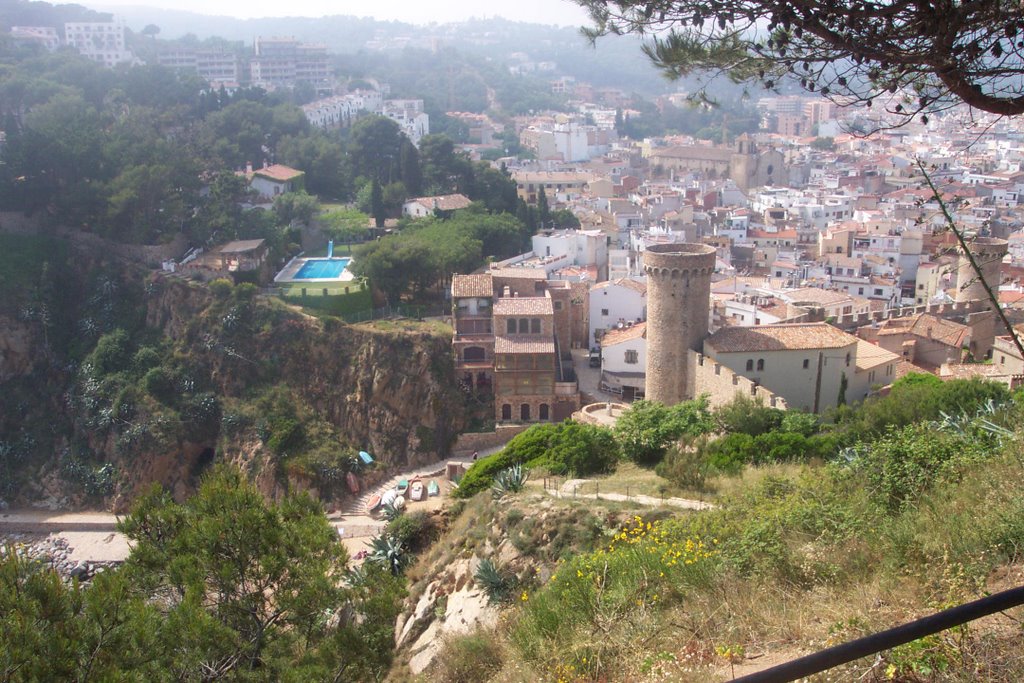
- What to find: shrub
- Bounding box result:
[209,278,233,299]
[89,329,132,376]
[703,433,757,475]
[386,511,435,553]
[234,282,258,301]
[265,417,304,455]
[454,421,617,499]
[432,630,505,683]
[714,394,784,436]
[143,366,178,404]
[780,411,820,437]
[531,421,619,476]
[851,423,986,510]
[132,347,162,374]
[655,440,712,492]
[614,397,715,465]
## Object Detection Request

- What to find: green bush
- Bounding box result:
[89,329,132,376]
[132,347,162,374]
[209,278,233,299]
[454,421,619,499]
[714,394,784,436]
[614,397,715,465]
[851,424,985,511]
[780,411,820,437]
[386,511,435,553]
[233,282,258,300]
[831,374,1011,444]
[142,366,178,404]
[266,417,304,455]
[703,433,757,475]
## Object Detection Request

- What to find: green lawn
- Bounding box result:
[304,243,355,258]
[280,279,362,297]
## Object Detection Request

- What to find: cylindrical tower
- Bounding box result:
[956,237,1007,303]
[643,243,717,405]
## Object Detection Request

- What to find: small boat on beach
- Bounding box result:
[366,493,382,513]
[427,480,440,497]
[410,480,425,501]
[396,479,410,497]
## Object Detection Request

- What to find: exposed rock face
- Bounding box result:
[1,268,469,508]
[145,277,467,473]
[0,315,38,381]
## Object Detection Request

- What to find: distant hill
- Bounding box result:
[91,6,673,94]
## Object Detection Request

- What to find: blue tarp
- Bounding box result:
[358,450,374,464]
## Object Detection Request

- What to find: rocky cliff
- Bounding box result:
[0,244,470,509]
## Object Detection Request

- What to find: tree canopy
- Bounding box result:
[0,466,405,682]
[577,0,1024,121]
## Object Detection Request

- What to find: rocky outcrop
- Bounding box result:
[0,315,38,381]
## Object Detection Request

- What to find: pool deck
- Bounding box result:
[275,255,355,284]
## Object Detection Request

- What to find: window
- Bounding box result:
[858,287,864,295]
[539,404,550,420]
[463,347,486,362]
[519,318,530,334]
[601,308,609,316]
[625,349,639,364]
[745,359,754,371]
[845,353,851,367]
[501,404,512,420]
[507,319,516,334]
[756,359,765,371]
[554,300,562,310]
[531,318,541,334]
[874,288,884,296]
[803,358,810,369]
[521,403,531,421]
[1000,355,1005,365]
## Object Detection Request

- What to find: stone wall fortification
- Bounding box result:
[643,243,717,405]
[690,351,788,410]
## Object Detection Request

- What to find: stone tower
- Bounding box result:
[643,243,717,405]
[956,237,1007,302]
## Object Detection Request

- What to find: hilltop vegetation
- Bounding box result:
[425,377,1024,681]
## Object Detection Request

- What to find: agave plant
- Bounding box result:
[474,557,514,604]
[380,501,405,522]
[368,534,408,576]
[491,464,528,499]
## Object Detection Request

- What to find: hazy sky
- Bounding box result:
[92,0,592,26]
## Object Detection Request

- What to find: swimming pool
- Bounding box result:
[292,258,351,280]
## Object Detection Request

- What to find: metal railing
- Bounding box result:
[733,586,1024,682]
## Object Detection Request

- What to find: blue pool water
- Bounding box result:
[292,258,350,280]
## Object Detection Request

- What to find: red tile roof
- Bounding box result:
[494,335,555,354]
[452,274,493,298]
[706,323,857,353]
[493,297,553,316]
[253,164,304,182]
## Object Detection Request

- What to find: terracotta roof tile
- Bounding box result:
[494,335,555,354]
[253,164,304,182]
[493,297,553,316]
[452,274,493,298]
[601,322,646,347]
[409,194,472,211]
[706,323,857,353]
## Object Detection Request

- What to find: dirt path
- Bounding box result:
[542,479,715,510]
